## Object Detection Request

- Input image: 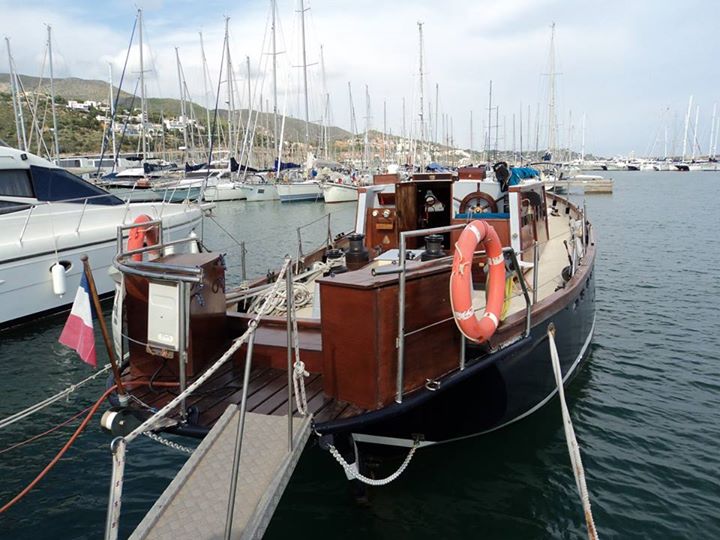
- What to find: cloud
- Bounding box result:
[2,0,719,156]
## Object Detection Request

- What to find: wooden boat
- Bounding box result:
[106,164,596,463]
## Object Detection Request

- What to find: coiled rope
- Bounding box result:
[548,327,599,540]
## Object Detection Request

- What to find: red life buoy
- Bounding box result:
[128,214,160,261]
[450,220,505,343]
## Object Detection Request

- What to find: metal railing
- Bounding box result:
[104,254,300,540]
[376,224,533,404]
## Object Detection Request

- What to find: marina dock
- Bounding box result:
[131,406,312,540]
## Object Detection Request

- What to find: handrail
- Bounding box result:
[394,223,533,404]
[104,258,293,540]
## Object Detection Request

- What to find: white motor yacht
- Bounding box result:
[0,145,206,328]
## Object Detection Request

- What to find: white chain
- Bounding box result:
[142,431,194,454]
[327,441,419,486]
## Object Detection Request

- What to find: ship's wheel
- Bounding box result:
[458,191,498,214]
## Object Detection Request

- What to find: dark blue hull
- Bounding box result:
[316,266,596,444]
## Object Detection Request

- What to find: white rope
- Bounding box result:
[0,364,112,430]
[105,438,126,540]
[123,258,292,444]
[548,328,599,540]
[327,441,419,486]
[289,279,309,416]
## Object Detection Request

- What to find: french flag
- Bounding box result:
[59,272,97,367]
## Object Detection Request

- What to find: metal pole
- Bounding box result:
[240,241,247,281]
[223,330,257,540]
[459,334,466,371]
[286,260,294,450]
[81,256,127,398]
[178,281,187,421]
[396,232,407,403]
[532,240,539,305]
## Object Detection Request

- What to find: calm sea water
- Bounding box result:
[1,172,719,539]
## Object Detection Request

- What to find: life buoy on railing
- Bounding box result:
[128,214,160,262]
[450,220,505,343]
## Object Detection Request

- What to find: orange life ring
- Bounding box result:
[128,214,160,261]
[450,220,505,343]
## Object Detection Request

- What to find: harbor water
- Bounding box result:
[1,172,719,538]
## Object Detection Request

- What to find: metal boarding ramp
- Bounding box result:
[131,409,312,540]
[105,229,314,540]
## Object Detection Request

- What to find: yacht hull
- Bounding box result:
[321,184,358,203]
[0,205,203,328]
[277,182,322,202]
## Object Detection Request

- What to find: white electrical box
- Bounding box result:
[147,280,181,351]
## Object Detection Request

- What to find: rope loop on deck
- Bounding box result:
[547,327,599,540]
[288,277,310,416]
[327,440,419,486]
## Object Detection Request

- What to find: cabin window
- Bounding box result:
[29,166,123,205]
[0,169,34,197]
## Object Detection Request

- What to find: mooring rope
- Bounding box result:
[547,327,599,540]
[0,364,112,430]
[327,440,420,487]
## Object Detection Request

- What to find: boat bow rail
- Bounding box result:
[386,224,533,404]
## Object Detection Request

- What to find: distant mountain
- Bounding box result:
[0,73,352,144]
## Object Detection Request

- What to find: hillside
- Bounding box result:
[0,73,352,151]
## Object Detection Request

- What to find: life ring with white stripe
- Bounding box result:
[128,214,160,262]
[450,220,505,343]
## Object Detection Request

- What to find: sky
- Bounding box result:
[1,0,719,158]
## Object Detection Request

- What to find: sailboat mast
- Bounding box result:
[175,48,188,156]
[692,105,699,160]
[199,32,212,154]
[348,82,357,164]
[486,80,492,162]
[434,83,439,143]
[108,63,117,169]
[47,26,60,161]
[417,21,425,167]
[470,110,473,152]
[224,18,234,162]
[710,103,718,159]
[271,0,278,155]
[138,9,147,159]
[546,22,557,158]
[383,99,386,166]
[320,44,329,159]
[364,84,371,169]
[682,95,692,161]
[581,113,586,161]
[299,0,310,148]
[5,38,25,150]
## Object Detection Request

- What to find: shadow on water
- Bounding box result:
[267,356,599,540]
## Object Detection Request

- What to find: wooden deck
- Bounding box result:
[122,361,365,429]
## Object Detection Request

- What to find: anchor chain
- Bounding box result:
[142,431,194,454]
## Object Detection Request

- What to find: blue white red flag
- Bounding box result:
[59,272,97,367]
